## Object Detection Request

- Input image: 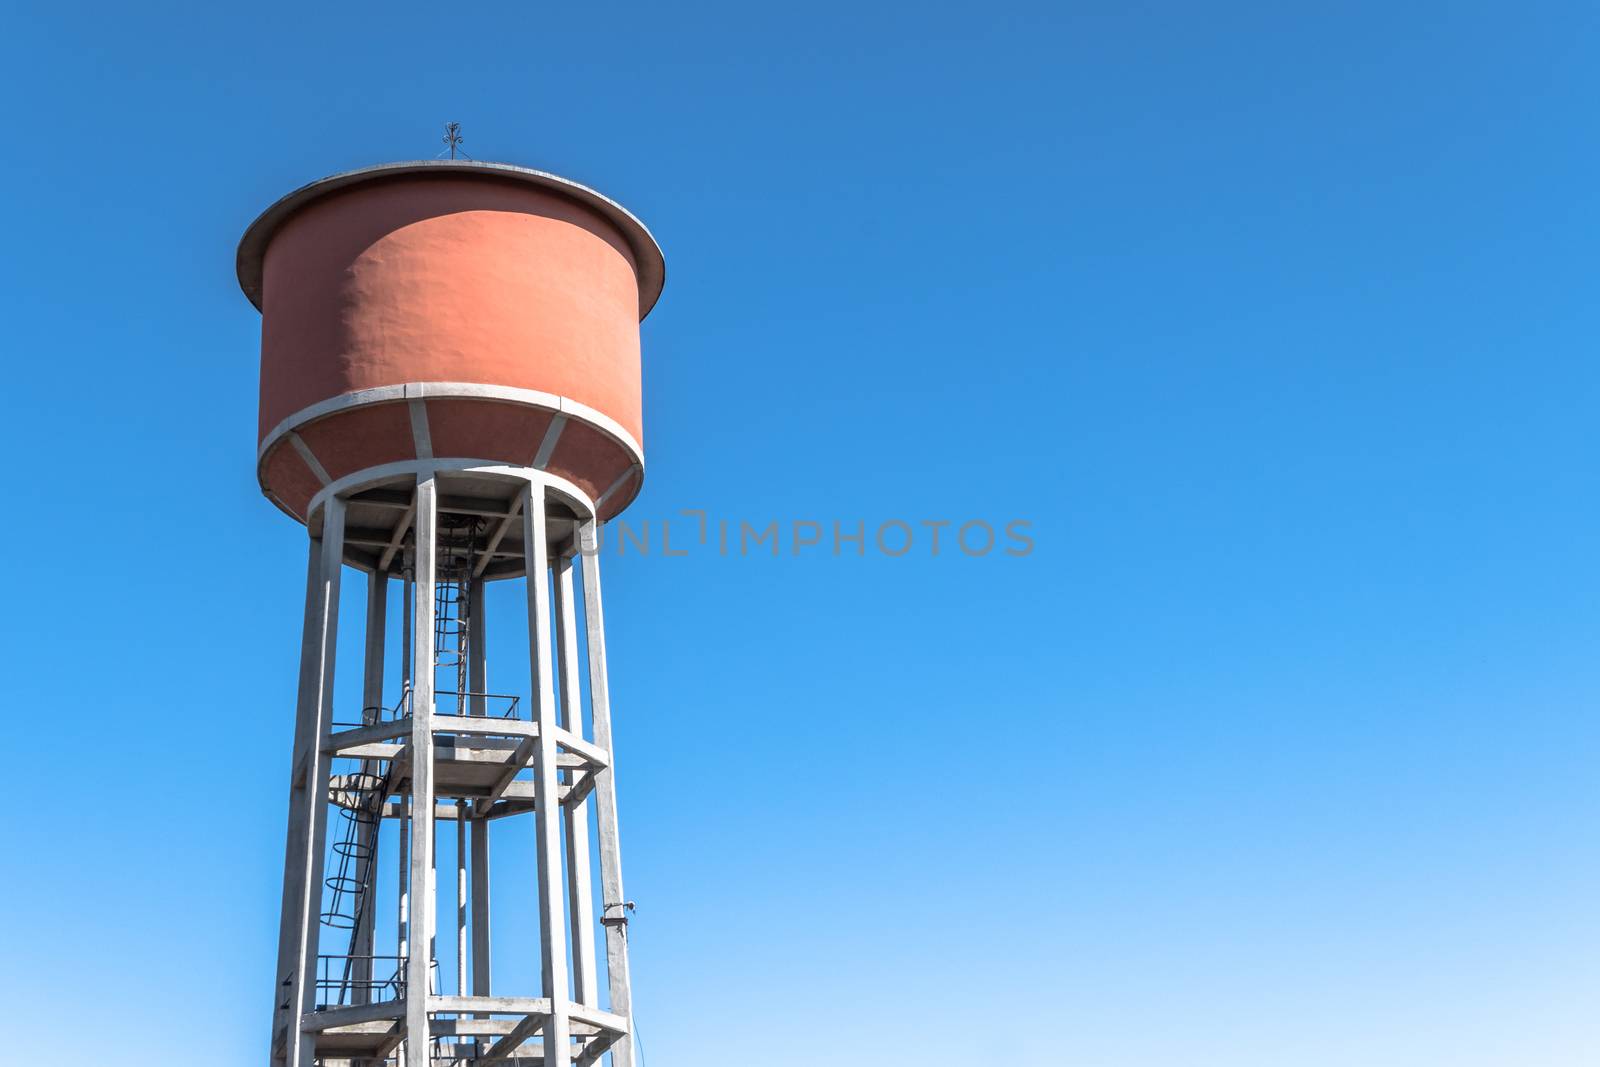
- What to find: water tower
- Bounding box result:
[237,158,664,1066]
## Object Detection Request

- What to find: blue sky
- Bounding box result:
[2,2,1598,1064]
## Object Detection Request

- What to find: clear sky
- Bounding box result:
[2,2,1597,1064]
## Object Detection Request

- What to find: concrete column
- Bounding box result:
[555,555,598,1006]
[396,806,410,1066]
[470,817,491,992]
[457,800,468,995]
[406,474,439,1062]
[524,483,571,1065]
[580,521,635,1067]
[400,538,417,1067]
[430,809,439,992]
[353,570,387,1003]
[284,498,346,1067]
[469,579,487,716]
[397,807,409,964]
[469,576,492,998]
[269,537,324,1065]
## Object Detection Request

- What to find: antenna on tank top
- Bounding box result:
[437,122,471,160]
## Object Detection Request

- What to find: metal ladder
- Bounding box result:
[432,518,481,716]
[322,773,382,931]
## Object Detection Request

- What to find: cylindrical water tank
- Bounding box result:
[237,160,665,522]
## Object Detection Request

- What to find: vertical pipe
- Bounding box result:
[353,570,387,1003]
[580,520,636,1067]
[363,570,389,718]
[555,555,598,1006]
[290,498,346,1067]
[406,474,439,1062]
[524,482,571,1065]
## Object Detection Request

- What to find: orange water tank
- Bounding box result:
[237,160,665,523]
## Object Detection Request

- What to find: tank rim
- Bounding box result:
[235,159,666,319]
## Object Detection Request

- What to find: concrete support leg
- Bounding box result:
[396,811,410,1063]
[457,800,468,995]
[555,555,599,1007]
[278,499,346,1067]
[469,577,492,1000]
[397,810,409,958]
[406,474,439,1064]
[471,816,491,990]
[268,537,325,1065]
[579,521,635,1067]
[469,578,487,717]
[352,569,387,1003]
[525,484,572,1066]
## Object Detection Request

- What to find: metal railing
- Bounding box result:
[315,953,406,1009]
[433,690,521,719]
[332,687,524,728]
[332,689,414,730]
